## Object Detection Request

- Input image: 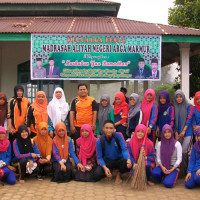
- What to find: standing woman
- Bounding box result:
[33,122,53,179]
[0,126,16,185]
[47,87,69,138]
[156,90,174,140]
[185,128,200,189]
[96,94,114,137]
[114,91,129,140]
[13,125,40,183]
[27,91,48,138]
[126,93,141,138]
[174,89,193,173]
[151,124,182,188]
[0,93,8,130]
[75,124,103,182]
[141,89,158,144]
[52,122,84,183]
[7,85,29,145]
[128,124,155,186]
[193,91,200,134]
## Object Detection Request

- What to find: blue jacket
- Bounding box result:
[13,139,40,162]
[187,148,200,173]
[52,137,80,164]
[0,143,12,165]
[46,66,60,78]
[149,104,158,129]
[193,106,200,126]
[177,105,193,137]
[96,132,130,167]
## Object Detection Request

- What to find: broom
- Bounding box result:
[131,122,149,190]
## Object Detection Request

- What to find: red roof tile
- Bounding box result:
[0,17,200,35]
[0,0,118,4]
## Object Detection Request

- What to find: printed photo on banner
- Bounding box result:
[31,34,161,80]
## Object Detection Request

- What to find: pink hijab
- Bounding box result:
[76,124,97,167]
[141,89,155,125]
[129,124,153,163]
[0,126,9,152]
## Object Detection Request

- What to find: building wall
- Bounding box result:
[0,41,30,99]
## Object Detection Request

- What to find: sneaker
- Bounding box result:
[37,175,44,180]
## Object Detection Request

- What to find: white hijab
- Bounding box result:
[47,87,69,128]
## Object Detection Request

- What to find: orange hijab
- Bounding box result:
[31,91,48,122]
[53,122,69,160]
[33,122,53,158]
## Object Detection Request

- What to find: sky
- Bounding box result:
[106,0,175,25]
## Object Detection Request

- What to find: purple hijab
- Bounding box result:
[158,90,172,114]
[161,124,177,170]
[193,128,200,157]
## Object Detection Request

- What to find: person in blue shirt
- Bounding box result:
[141,89,158,145]
[185,128,200,189]
[156,90,174,141]
[126,93,140,138]
[0,126,16,185]
[51,122,84,183]
[128,124,155,186]
[13,125,40,184]
[193,91,200,135]
[174,89,194,173]
[96,120,132,184]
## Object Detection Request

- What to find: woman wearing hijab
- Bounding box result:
[141,89,158,144]
[75,124,103,182]
[27,91,48,138]
[13,125,40,183]
[0,93,8,130]
[151,124,182,188]
[193,91,200,134]
[52,122,84,183]
[174,89,193,173]
[114,91,129,140]
[47,87,69,137]
[156,90,174,141]
[7,85,29,145]
[185,128,200,189]
[33,122,53,179]
[0,126,16,185]
[96,94,114,137]
[128,124,155,186]
[126,93,141,138]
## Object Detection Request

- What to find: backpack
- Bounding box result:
[100,133,122,157]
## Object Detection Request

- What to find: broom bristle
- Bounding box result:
[131,150,147,190]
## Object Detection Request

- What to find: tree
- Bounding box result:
[168,0,200,97]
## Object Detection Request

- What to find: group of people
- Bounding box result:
[0,83,200,189]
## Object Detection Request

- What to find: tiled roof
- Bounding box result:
[0,17,200,35]
[0,0,118,4]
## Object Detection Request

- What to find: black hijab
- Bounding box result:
[14,85,24,116]
[17,125,34,154]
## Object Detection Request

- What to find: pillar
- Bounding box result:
[143,81,148,92]
[126,80,129,95]
[134,81,138,94]
[179,43,190,100]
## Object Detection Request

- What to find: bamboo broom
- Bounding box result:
[131,123,148,190]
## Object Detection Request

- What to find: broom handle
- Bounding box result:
[142,121,149,148]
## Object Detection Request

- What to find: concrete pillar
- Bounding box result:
[134,81,138,94]
[0,43,2,91]
[179,43,190,100]
[121,81,124,87]
[126,80,129,95]
[143,81,148,92]
[97,81,101,100]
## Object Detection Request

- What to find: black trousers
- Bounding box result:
[51,161,74,183]
[75,166,104,182]
[38,163,52,176]
[104,158,128,174]
[70,127,81,152]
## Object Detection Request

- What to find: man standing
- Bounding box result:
[132,58,151,79]
[96,120,132,183]
[70,83,98,147]
[150,58,160,79]
[46,57,61,78]
[32,58,46,78]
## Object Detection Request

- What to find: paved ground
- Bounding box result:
[0,175,199,200]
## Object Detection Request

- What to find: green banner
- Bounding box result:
[31,34,161,80]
